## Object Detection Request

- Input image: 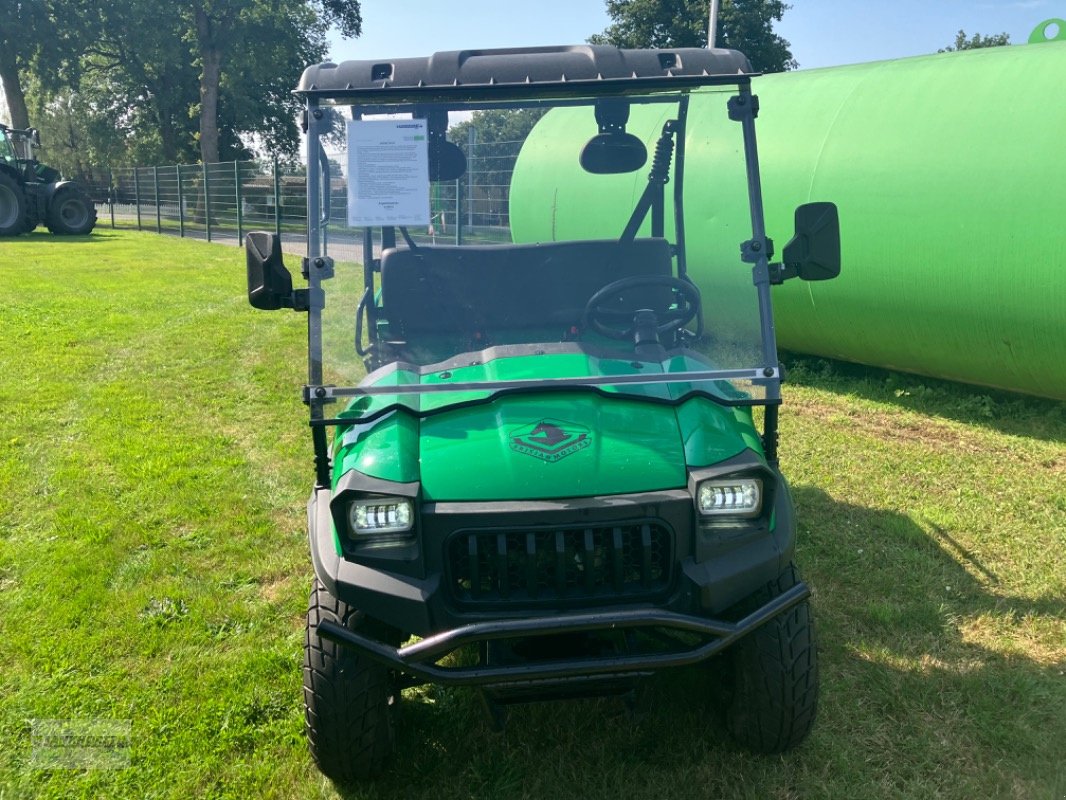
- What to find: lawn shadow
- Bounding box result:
[19,230,109,244]
[780,352,1066,444]
[791,485,1066,794]
[327,488,1064,800]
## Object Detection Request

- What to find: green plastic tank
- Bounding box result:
[510,30,1066,400]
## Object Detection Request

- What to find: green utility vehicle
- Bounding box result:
[247,44,840,783]
[0,123,97,236]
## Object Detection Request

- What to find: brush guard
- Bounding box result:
[316,580,809,688]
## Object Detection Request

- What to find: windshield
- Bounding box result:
[307,86,778,420]
[0,130,13,163]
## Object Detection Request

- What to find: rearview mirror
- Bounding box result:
[781,202,840,281]
[580,133,648,174]
[430,140,467,182]
[246,231,298,310]
[580,98,648,174]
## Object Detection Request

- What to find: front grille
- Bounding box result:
[446,521,673,607]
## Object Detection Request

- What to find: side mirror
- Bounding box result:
[30,128,41,147]
[777,202,840,282]
[246,231,300,310]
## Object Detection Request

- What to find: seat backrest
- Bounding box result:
[379,238,673,339]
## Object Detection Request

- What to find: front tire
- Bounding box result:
[303,578,401,783]
[0,172,28,236]
[45,184,97,235]
[718,563,819,753]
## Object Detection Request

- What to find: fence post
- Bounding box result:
[133,168,142,230]
[153,166,161,233]
[272,156,281,237]
[108,168,115,229]
[176,165,185,238]
[202,161,212,243]
[467,127,475,228]
[455,178,462,245]
[234,160,243,245]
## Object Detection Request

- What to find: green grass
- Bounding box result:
[0,229,1063,799]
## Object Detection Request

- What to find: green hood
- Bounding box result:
[419,393,683,500]
[332,355,764,501]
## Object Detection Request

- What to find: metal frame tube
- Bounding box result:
[734,84,781,378]
[306,101,324,391]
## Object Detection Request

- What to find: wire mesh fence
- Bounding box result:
[78,138,524,263]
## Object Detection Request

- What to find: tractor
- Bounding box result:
[0,123,97,236]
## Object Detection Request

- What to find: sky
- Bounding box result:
[327,0,1066,70]
[4,2,1061,128]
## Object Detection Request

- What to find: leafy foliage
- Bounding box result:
[6,0,362,166]
[939,30,1011,52]
[0,0,94,129]
[449,109,546,227]
[589,0,797,72]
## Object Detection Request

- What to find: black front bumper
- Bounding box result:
[316,580,809,687]
[308,462,798,688]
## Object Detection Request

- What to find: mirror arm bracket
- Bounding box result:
[292,288,311,311]
[727,93,760,122]
[768,261,798,285]
[302,256,335,281]
[740,236,774,264]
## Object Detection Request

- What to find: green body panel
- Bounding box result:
[332,408,420,485]
[510,42,1066,400]
[675,397,762,468]
[331,355,762,500]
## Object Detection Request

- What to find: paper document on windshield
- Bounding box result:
[346,119,431,227]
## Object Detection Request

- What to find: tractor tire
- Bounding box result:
[0,172,29,236]
[716,563,819,753]
[45,184,97,235]
[303,577,402,784]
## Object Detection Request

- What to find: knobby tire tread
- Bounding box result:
[722,563,819,753]
[303,578,397,783]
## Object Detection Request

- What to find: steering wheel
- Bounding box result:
[582,275,703,341]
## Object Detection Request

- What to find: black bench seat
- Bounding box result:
[379,238,673,341]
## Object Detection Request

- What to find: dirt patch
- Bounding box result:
[792,398,1065,476]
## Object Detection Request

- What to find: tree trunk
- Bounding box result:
[0,47,30,129]
[194,6,222,165]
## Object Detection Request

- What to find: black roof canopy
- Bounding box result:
[295,45,755,104]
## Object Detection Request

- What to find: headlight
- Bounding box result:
[347,497,414,536]
[697,478,762,518]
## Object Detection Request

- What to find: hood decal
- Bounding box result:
[509,418,591,463]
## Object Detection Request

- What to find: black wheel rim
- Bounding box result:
[59,197,89,229]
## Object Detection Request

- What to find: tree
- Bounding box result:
[19,0,362,166]
[939,30,1010,53]
[589,0,797,73]
[449,109,545,226]
[0,0,92,129]
[187,0,362,164]
[83,0,201,164]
